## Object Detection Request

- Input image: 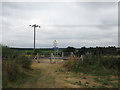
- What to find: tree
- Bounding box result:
[63,46,76,54]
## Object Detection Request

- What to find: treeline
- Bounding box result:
[63,46,119,56]
[2,46,32,88]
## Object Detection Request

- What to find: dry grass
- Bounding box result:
[16,59,119,88]
[20,59,82,88]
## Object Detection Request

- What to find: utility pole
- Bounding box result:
[29,24,40,54]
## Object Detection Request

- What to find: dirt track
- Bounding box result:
[19,59,118,88]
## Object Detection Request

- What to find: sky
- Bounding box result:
[1,1,118,48]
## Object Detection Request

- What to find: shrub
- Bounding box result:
[17,55,32,69]
[2,46,32,87]
[63,54,120,75]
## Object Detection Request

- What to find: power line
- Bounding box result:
[29,24,40,54]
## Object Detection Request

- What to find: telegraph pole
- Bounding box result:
[29,24,40,54]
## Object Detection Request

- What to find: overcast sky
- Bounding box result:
[1,2,118,48]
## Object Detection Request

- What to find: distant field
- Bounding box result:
[11,48,63,55]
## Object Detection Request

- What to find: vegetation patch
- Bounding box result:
[2,46,32,88]
[72,81,82,85]
[63,54,119,76]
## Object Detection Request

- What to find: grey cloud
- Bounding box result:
[77,2,117,10]
[2,2,118,48]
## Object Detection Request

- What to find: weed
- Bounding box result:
[2,46,32,88]
[94,78,102,82]
[84,81,89,86]
[82,77,87,79]
[73,81,82,85]
[63,55,119,76]
[94,77,111,86]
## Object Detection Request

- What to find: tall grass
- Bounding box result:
[63,54,120,76]
[2,46,32,88]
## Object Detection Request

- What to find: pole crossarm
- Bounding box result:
[29,24,40,54]
[29,24,40,28]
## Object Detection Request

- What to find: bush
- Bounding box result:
[63,54,120,75]
[2,46,19,58]
[100,56,120,70]
[2,46,32,87]
[17,55,32,69]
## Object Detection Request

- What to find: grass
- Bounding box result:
[63,54,120,88]
[23,49,62,55]
[14,61,83,88]
[2,46,119,88]
[18,70,42,88]
[63,54,119,76]
[72,81,82,85]
[2,46,32,88]
[17,62,58,88]
[3,59,119,88]
[93,76,119,88]
[82,77,87,79]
